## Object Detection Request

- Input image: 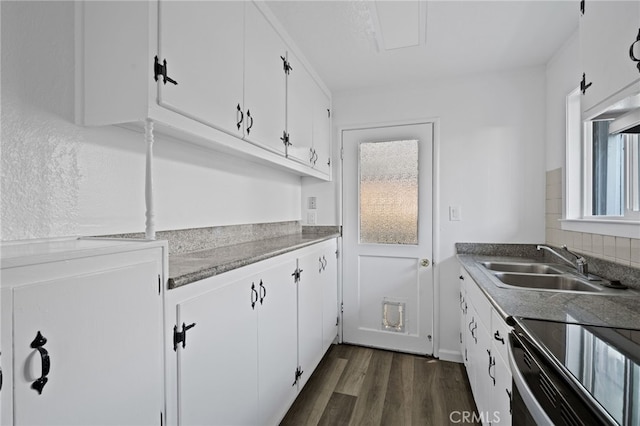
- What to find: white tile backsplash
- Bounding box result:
[545,168,640,269]
[604,236,616,258]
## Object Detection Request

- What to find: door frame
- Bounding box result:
[337,118,442,356]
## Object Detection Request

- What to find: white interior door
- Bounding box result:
[342,123,434,355]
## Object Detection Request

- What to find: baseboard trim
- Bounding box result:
[437,349,463,363]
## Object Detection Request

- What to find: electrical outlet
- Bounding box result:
[307,211,317,225]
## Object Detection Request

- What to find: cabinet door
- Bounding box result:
[465,303,478,394]
[321,246,338,353]
[176,279,259,426]
[492,352,512,425]
[312,83,332,177]
[296,251,325,390]
[459,287,467,364]
[475,319,494,423]
[286,52,315,166]
[244,2,287,155]
[580,0,640,114]
[256,260,299,426]
[12,261,163,425]
[158,1,245,137]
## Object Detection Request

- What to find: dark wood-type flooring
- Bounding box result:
[281,344,480,426]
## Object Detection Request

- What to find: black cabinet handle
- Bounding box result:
[318,256,327,273]
[236,104,244,130]
[246,110,253,134]
[259,280,266,305]
[494,330,505,344]
[251,283,258,309]
[30,331,50,394]
[459,275,464,280]
[630,29,640,72]
[487,350,496,386]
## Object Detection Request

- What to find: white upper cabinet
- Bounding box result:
[78,1,331,180]
[244,2,288,155]
[286,51,316,167]
[286,51,332,178]
[312,82,333,177]
[580,0,640,116]
[157,1,245,138]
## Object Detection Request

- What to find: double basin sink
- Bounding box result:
[478,261,630,295]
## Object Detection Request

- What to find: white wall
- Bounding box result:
[1,1,302,241]
[546,31,579,171]
[328,67,547,357]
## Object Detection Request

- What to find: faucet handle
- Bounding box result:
[576,258,588,276]
[561,245,585,260]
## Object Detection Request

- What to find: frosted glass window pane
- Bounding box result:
[359,140,418,244]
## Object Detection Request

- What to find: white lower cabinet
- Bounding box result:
[296,250,325,390]
[166,238,338,426]
[256,261,299,425]
[172,274,260,425]
[459,267,512,425]
[320,241,338,353]
[0,239,167,426]
[0,237,338,426]
[295,239,338,389]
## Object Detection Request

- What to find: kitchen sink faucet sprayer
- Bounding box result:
[536,244,588,277]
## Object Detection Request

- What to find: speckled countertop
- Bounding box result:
[168,230,339,288]
[457,252,640,329]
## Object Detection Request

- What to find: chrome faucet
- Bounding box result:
[536,244,588,277]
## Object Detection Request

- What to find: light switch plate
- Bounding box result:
[308,196,317,209]
[449,206,461,221]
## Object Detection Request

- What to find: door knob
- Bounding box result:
[420,259,430,267]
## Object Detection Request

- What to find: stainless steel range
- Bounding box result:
[509,317,640,425]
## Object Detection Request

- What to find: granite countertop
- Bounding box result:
[457,253,640,329]
[168,230,339,288]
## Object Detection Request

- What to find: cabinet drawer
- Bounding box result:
[460,268,491,332]
[491,308,511,366]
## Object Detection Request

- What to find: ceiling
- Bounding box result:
[266,1,579,94]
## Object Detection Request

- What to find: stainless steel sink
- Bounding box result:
[492,272,604,293]
[476,260,631,295]
[479,261,566,274]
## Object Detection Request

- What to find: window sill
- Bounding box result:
[560,219,640,238]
